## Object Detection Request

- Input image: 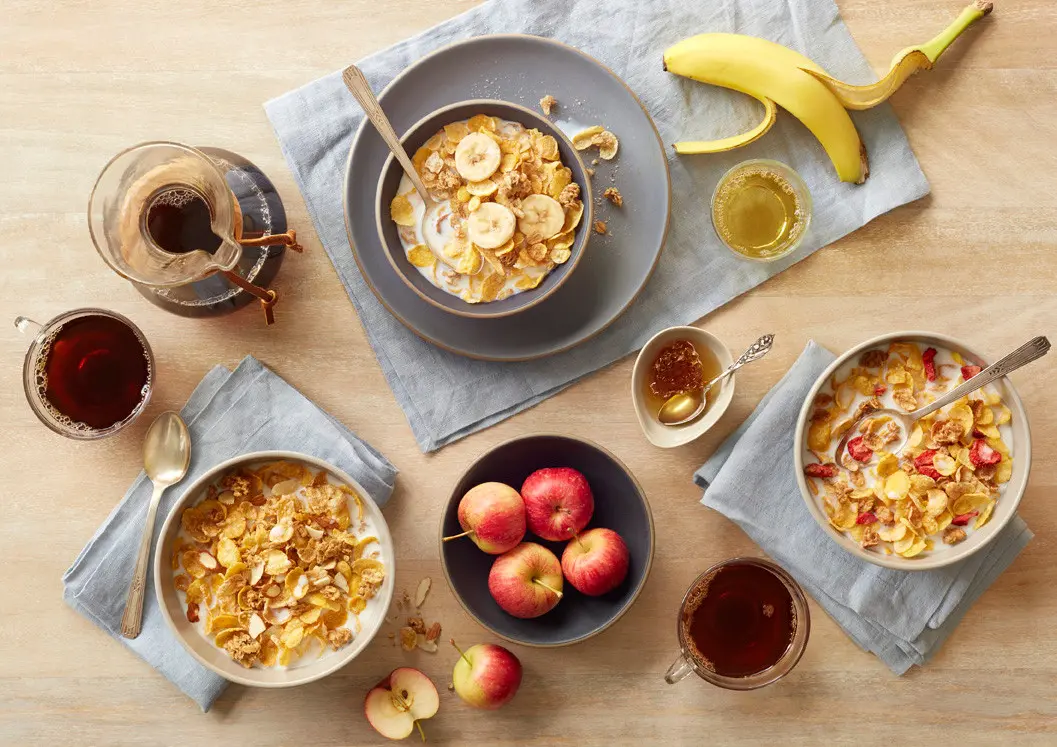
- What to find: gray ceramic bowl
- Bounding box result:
[439,434,654,647]
[375,99,592,319]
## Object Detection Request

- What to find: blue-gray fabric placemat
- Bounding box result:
[265,0,930,452]
[695,341,1032,673]
[62,356,398,711]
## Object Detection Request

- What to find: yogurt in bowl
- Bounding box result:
[794,333,1031,571]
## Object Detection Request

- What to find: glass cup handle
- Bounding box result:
[14,316,42,337]
[664,653,694,685]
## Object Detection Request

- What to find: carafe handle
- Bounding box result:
[14,316,42,337]
[664,652,695,685]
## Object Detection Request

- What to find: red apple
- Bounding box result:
[488,542,563,618]
[364,667,439,741]
[520,467,594,541]
[561,527,630,596]
[450,639,522,709]
[443,482,526,554]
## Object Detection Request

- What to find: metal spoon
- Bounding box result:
[120,411,191,639]
[834,335,1050,463]
[658,334,775,426]
[342,64,436,210]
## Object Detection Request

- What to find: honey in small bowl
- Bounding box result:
[711,159,811,262]
[643,339,722,420]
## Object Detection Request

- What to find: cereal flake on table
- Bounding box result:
[802,341,1013,558]
[172,460,385,668]
[603,187,623,207]
[572,126,619,160]
[594,220,608,235]
[538,94,557,115]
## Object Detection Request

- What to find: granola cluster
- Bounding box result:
[173,460,385,668]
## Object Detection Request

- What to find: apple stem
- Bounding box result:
[449,638,473,667]
[415,719,427,742]
[533,578,564,599]
[442,530,473,542]
[574,532,586,551]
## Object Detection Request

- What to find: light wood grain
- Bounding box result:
[2,1,1056,744]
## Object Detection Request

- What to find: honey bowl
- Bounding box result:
[632,326,735,448]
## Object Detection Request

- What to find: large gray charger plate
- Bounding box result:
[344,34,671,361]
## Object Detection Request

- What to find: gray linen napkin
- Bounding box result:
[265,0,930,452]
[694,341,1033,673]
[62,356,397,711]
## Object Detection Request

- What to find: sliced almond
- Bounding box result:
[414,577,432,609]
[248,613,266,639]
[305,525,325,540]
[198,552,218,570]
[333,573,349,593]
[265,584,282,598]
[249,561,265,586]
[217,490,235,505]
[417,636,438,653]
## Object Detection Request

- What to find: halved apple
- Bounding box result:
[364,667,440,741]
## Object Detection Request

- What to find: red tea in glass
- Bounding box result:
[17,309,154,438]
[683,561,796,677]
[666,557,810,690]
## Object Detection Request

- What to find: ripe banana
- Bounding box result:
[801,1,993,110]
[664,34,869,184]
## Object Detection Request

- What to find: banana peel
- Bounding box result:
[801,1,993,110]
[674,96,777,154]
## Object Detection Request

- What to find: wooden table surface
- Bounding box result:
[2,1,1055,744]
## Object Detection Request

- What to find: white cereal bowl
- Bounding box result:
[794,331,1031,571]
[632,326,735,448]
[153,451,395,687]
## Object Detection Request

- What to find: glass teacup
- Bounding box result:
[15,308,154,439]
[665,557,810,690]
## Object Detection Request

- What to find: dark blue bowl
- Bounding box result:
[439,434,654,647]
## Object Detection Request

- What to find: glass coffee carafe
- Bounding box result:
[88,142,301,324]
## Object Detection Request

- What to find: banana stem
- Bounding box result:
[919,0,993,63]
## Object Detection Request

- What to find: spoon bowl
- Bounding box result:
[144,411,192,485]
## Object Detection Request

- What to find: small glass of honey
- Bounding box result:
[711,159,812,262]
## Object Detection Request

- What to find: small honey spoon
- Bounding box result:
[658,334,775,426]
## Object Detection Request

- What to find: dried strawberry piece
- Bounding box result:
[972,428,987,439]
[951,511,979,526]
[804,463,839,479]
[874,384,887,396]
[913,449,941,480]
[969,438,1001,466]
[846,436,873,462]
[922,347,938,382]
[961,364,982,379]
[856,512,877,525]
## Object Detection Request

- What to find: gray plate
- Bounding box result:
[344,34,671,361]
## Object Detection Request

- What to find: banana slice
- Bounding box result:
[454,132,501,182]
[467,202,516,249]
[517,194,565,240]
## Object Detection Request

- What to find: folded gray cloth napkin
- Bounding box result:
[694,341,1033,673]
[62,356,397,711]
[264,0,930,452]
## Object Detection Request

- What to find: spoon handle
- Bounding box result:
[342,65,432,201]
[914,336,1050,419]
[704,334,775,390]
[120,482,166,639]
